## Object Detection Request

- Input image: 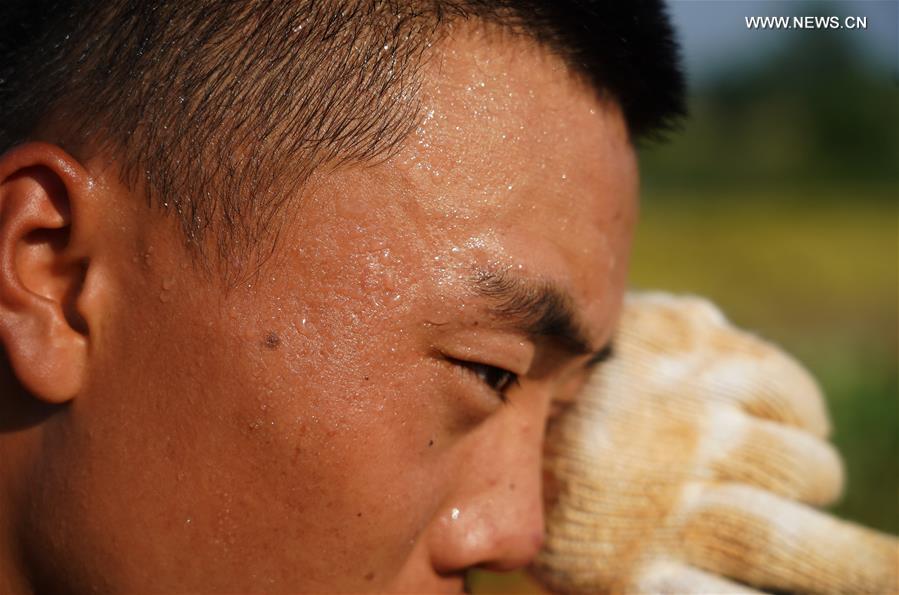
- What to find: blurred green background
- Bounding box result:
[473,1,897,591]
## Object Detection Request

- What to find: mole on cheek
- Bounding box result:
[263,331,281,350]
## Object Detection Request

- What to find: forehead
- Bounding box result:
[400,26,637,207]
[297,25,638,343]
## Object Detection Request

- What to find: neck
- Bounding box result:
[0,377,43,593]
[0,462,32,594]
[0,364,62,593]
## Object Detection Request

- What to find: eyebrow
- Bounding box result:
[471,269,612,360]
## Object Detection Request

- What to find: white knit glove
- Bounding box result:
[535,292,899,594]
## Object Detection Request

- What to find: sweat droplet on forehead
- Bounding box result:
[281,25,639,364]
[388,28,633,230]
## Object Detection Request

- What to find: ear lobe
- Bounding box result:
[0,143,94,404]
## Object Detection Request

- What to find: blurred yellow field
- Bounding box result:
[633,195,897,335]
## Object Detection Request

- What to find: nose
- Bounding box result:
[426,419,546,574]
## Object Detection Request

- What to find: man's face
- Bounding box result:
[26,28,638,592]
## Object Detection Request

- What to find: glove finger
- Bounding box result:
[691,345,830,439]
[634,560,764,594]
[700,409,844,506]
[619,292,831,437]
[677,483,899,594]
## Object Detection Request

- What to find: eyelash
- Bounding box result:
[449,358,520,403]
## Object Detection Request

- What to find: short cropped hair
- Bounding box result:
[0,1,685,274]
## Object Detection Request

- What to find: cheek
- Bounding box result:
[181,220,455,583]
[43,232,453,589]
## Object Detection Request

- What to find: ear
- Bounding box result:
[0,143,97,403]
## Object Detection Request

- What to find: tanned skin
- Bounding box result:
[0,26,636,593]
